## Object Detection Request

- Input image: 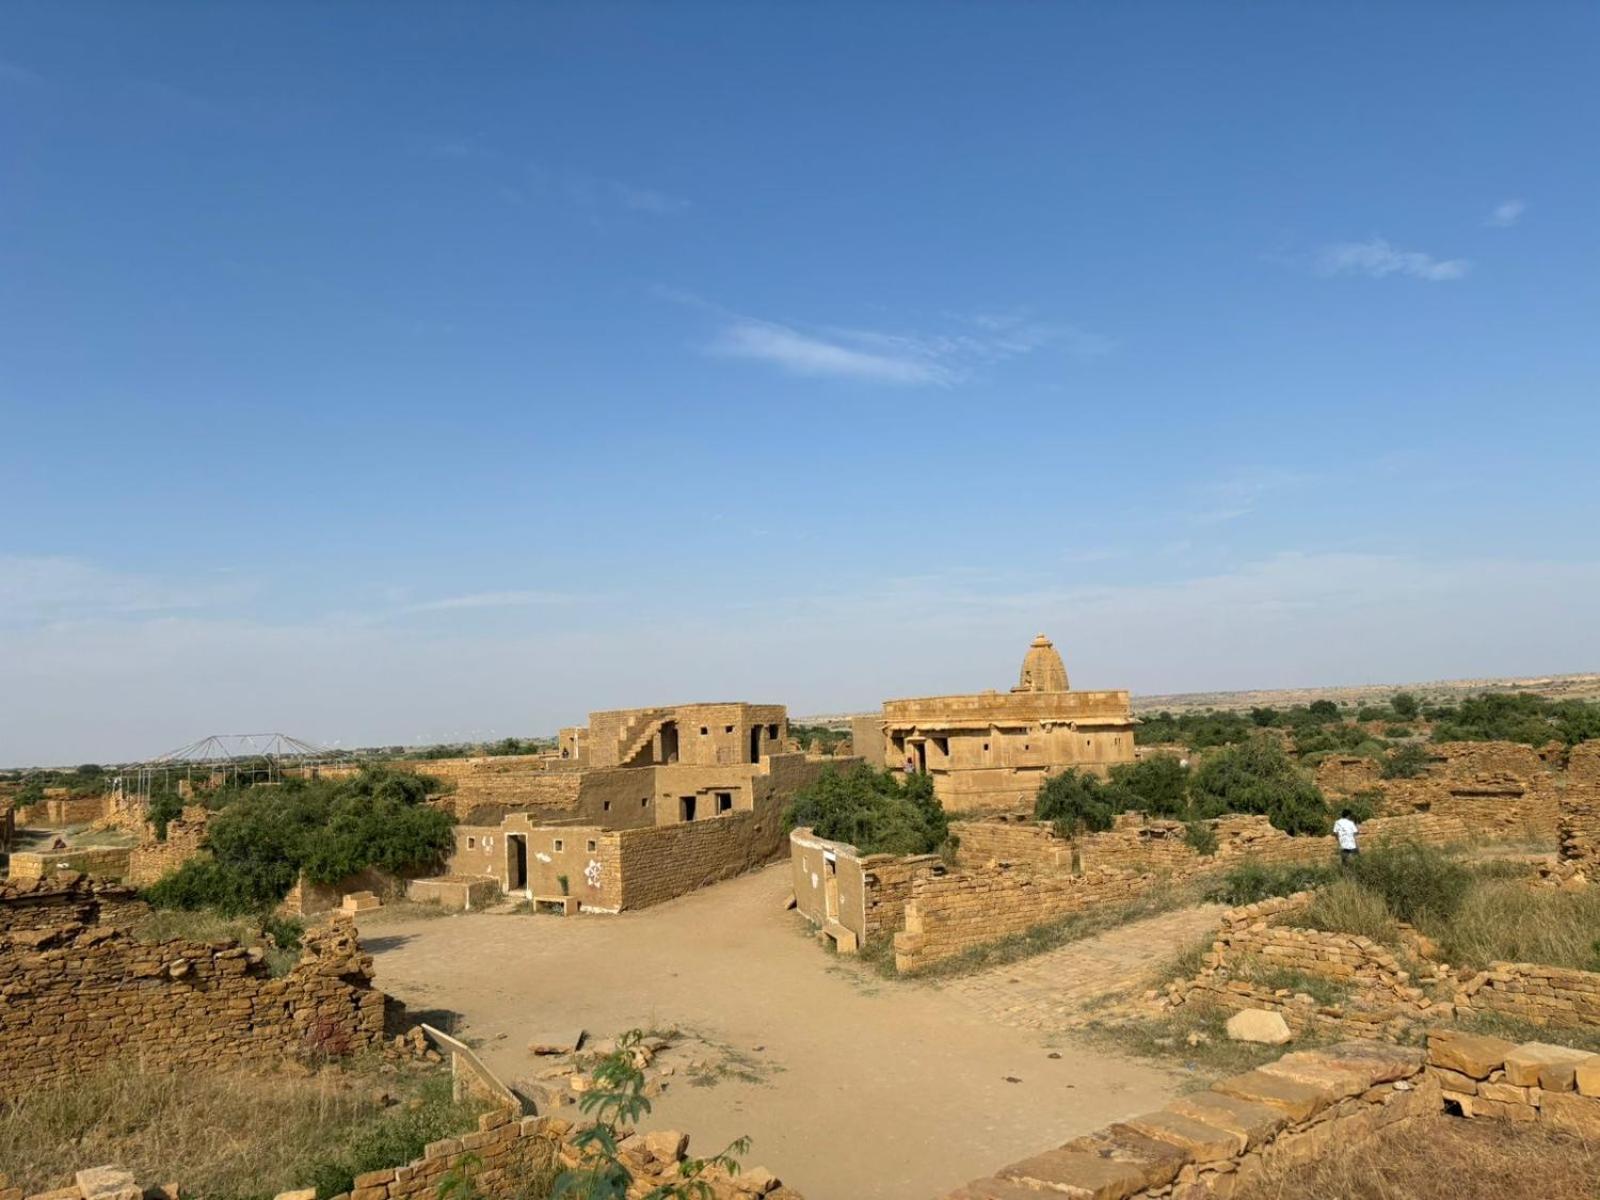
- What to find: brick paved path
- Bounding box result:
[941,903,1227,1030]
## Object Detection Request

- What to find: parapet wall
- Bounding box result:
[126,808,209,887]
[0,916,385,1101]
[7,845,132,882]
[949,818,1071,871]
[893,866,1159,973]
[0,876,142,933]
[1454,961,1600,1028]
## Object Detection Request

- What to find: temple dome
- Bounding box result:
[1014,633,1069,693]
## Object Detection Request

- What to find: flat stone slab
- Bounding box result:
[999,1149,1164,1200]
[1503,1042,1597,1090]
[941,1179,1051,1200]
[1167,1091,1289,1150]
[1225,1008,1292,1044]
[1576,1057,1600,1098]
[527,1029,586,1056]
[1117,1110,1242,1161]
[1212,1069,1338,1122]
[1427,1030,1514,1079]
[1295,1041,1425,1086]
[75,1168,140,1200]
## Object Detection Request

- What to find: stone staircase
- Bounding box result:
[614,708,672,767]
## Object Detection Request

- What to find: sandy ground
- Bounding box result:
[362,865,1183,1200]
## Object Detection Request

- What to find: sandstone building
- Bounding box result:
[438,702,855,912]
[858,634,1136,814]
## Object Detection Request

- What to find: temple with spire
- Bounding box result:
[856,633,1137,814]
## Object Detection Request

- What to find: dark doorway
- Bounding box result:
[915,741,927,773]
[715,791,734,814]
[749,725,762,762]
[508,835,528,894]
[659,721,679,764]
[680,795,697,822]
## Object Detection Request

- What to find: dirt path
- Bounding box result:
[943,904,1226,1031]
[362,865,1183,1200]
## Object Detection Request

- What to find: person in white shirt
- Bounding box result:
[1333,810,1360,863]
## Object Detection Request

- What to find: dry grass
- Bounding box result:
[1298,877,1400,945]
[127,908,301,976]
[1234,1114,1600,1200]
[1420,879,1600,972]
[0,1057,490,1200]
[1076,1002,1331,1084]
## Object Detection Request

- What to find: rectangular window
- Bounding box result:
[553,839,564,852]
[603,800,612,812]
[725,724,734,733]
[700,726,709,736]
[716,792,733,813]
[586,839,597,853]
[467,836,476,849]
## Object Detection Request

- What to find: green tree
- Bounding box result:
[1390,692,1421,720]
[1104,754,1190,818]
[1034,769,1120,837]
[783,765,948,856]
[1189,737,1330,835]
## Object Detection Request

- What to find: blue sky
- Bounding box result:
[3,3,1598,763]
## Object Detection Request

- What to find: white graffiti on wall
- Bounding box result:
[584,858,603,889]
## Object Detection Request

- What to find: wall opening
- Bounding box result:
[823,855,839,922]
[749,725,762,762]
[507,834,528,895]
[660,721,680,764]
[716,791,733,814]
[680,795,697,822]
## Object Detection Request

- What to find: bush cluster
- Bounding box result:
[1035,737,1332,839]
[783,764,949,856]
[144,767,453,916]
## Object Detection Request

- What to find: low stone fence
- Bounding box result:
[0,914,385,1100]
[407,875,501,911]
[1163,893,1445,1040]
[1,1108,801,1200]
[893,866,1160,973]
[943,1041,1436,1199]
[7,845,131,882]
[1426,1028,1600,1132]
[944,1031,1600,1198]
[1454,961,1600,1028]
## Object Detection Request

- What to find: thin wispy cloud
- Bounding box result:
[1486,199,1525,228]
[1317,238,1469,282]
[420,141,689,217]
[400,590,581,614]
[677,293,1111,386]
[0,60,42,87]
[710,320,954,385]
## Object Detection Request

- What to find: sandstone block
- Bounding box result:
[1502,1042,1595,1089]
[1541,1092,1600,1138]
[75,1167,140,1200]
[1119,1110,1242,1161]
[1212,1070,1336,1123]
[1426,1031,1513,1079]
[1224,1009,1292,1045]
[999,1147,1171,1200]
[1575,1057,1600,1098]
[1166,1092,1287,1150]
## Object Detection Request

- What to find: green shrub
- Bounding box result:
[1106,754,1190,818]
[143,767,452,916]
[1206,860,1334,906]
[1184,821,1219,857]
[1380,742,1430,779]
[1346,842,1470,924]
[783,765,948,856]
[146,790,184,841]
[1343,792,1380,824]
[1190,737,1330,835]
[1390,692,1421,719]
[1034,768,1120,837]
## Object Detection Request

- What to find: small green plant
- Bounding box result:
[1183,821,1218,857]
[437,1152,483,1200]
[557,874,570,896]
[1346,842,1469,924]
[1206,860,1334,906]
[1380,743,1430,779]
[552,1031,750,1199]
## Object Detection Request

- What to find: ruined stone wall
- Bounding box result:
[278,866,413,917]
[20,795,111,827]
[943,1042,1436,1200]
[893,866,1160,973]
[1454,961,1600,1028]
[949,818,1071,871]
[0,876,141,933]
[1165,893,1442,1040]
[1426,1028,1600,1132]
[1557,741,1600,869]
[0,799,14,855]
[125,808,209,887]
[12,1108,800,1200]
[788,829,943,943]
[7,846,131,882]
[860,853,944,941]
[0,917,384,1101]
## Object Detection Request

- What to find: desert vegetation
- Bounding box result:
[1035,736,1334,836]
[143,766,453,916]
[783,764,949,856]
